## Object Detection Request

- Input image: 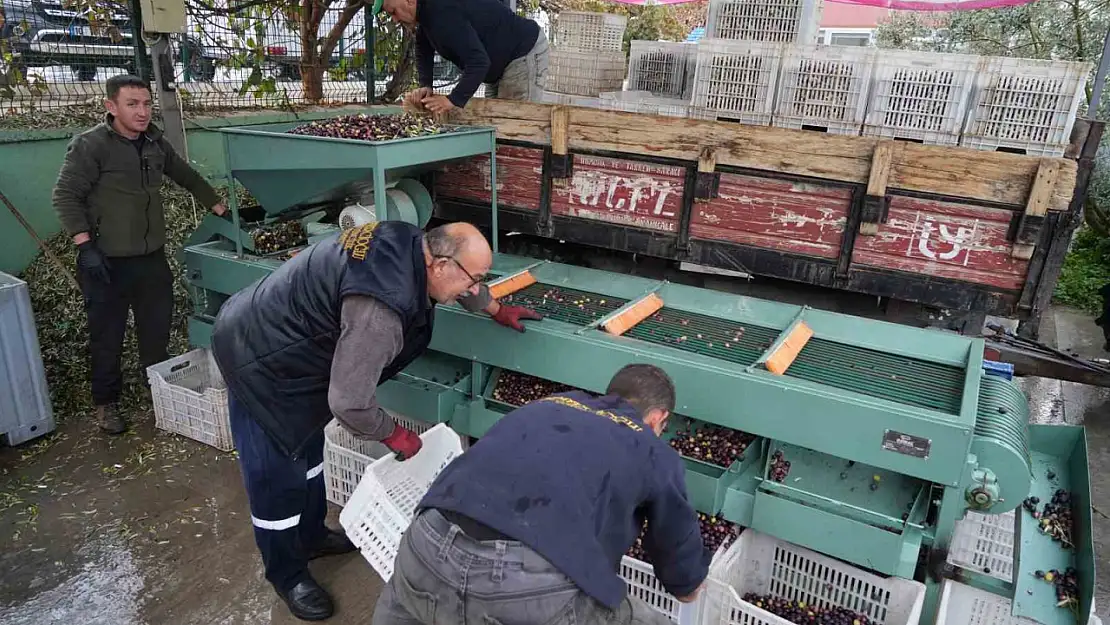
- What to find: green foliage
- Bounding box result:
[1054,226,1110,312]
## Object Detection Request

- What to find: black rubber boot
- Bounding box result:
[97,404,126,435]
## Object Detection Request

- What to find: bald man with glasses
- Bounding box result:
[211,220,541,621]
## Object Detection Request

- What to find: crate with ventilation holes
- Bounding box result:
[548,48,627,97]
[601,91,716,120]
[863,50,979,146]
[147,348,233,452]
[936,580,1102,625]
[691,39,783,125]
[702,529,926,625]
[627,40,697,99]
[960,56,1092,157]
[946,509,1016,582]
[706,0,823,44]
[324,413,469,507]
[773,44,875,136]
[554,11,627,52]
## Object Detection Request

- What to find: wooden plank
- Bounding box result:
[551,106,570,156]
[851,196,1030,291]
[456,99,1078,212]
[1012,159,1062,260]
[866,141,895,198]
[698,147,718,173]
[861,141,896,236]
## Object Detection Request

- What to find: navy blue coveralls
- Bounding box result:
[211,221,435,593]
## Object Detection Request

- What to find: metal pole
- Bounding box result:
[365,6,376,103]
[1088,24,1110,119]
[150,35,187,155]
[127,0,152,80]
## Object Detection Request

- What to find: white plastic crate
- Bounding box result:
[147,349,233,451]
[946,509,1015,582]
[773,44,875,136]
[864,50,979,146]
[323,420,391,506]
[702,530,925,625]
[548,49,626,97]
[540,90,605,109]
[601,91,716,120]
[961,56,1092,157]
[324,413,469,506]
[691,39,783,125]
[554,11,627,52]
[339,424,466,581]
[936,580,1102,625]
[621,555,703,624]
[706,0,822,44]
[628,41,693,99]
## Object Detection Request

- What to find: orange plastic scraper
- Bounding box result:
[488,271,537,300]
[603,293,665,337]
[764,321,814,375]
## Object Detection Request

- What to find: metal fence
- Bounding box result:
[0,0,470,118]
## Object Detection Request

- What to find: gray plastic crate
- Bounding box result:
[0,272,55,445]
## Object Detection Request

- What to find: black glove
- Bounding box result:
[77,240,111,284]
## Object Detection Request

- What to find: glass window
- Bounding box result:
[830,33,870,47]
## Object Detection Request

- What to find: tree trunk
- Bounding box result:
[382,33,415,103]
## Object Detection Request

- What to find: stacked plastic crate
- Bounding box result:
[773,44,876,135]
[690,0,822,124]
[960,57,1092,157]
[546,11,628,97]
[690,39,784,125]
[705,0,823,44]
[616,41,701,117]
[863,49,979,146]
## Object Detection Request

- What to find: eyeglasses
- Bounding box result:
[435,255,481,287]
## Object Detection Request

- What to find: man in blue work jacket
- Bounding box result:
[375,0,549,113]
[211,220,541,621]
[372,364,710,624]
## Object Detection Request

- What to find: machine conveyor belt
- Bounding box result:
[495,281,966,416]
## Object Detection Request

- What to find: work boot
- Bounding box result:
[96,404,126,435]
[279,577,335,621]
[307,529,357,560]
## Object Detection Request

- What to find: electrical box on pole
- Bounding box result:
[140,0,187,33]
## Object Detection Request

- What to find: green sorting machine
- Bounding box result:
[183,113,1096,625]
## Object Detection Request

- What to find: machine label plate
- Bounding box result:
[882,430,931,459]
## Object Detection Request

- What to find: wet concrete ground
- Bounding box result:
[0,305,1107,624]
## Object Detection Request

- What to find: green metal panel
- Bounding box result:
[751,489,922,578]
[184,242,279,295]
[218,122,496,214]
[720,462,761,526]
[758,442,929,530]
[189,316,214,348]
[1011,424,1093,625]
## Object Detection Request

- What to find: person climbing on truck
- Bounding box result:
[51,74,228,435]
[210,220,541,621]
[376,0,549,113]
[372,363,710,625]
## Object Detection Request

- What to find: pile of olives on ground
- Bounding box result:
[742,595,872,625]
[251,221,307,255]
[626,513,740,563]
[669,423,755,468]
[492,371,578,406]
[287,113,453,142]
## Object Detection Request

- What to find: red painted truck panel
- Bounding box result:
[435,145,544,211]
[549,155,685,233]
[851,196,1029,291]
[689,173,851,259]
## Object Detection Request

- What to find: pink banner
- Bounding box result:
[604,0,1036,8]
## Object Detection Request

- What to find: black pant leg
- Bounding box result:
[80,267,129,406]
[127,249,174,371]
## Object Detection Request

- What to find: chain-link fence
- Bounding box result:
[0,0,477,118]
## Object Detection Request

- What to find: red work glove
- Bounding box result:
[382,423,422,460]
[492,305,543,333]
